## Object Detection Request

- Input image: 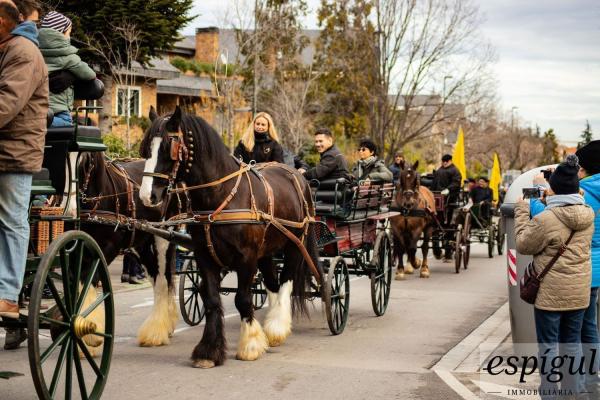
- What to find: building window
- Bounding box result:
[116,86,141,117]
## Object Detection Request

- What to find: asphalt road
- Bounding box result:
[1,242,508,400]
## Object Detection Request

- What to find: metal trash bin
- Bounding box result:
[500,166,554,343]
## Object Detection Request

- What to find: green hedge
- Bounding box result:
[170,56,237,77]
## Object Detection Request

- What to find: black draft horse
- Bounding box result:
[78,153,179,349]
[138,107,321,368]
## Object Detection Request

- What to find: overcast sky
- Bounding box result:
[183,0,599,145]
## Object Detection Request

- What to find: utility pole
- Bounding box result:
[252,0,259,116]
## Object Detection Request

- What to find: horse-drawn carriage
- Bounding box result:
[177,176,397,335]
[467,200,505,258]
[0,85,115,399]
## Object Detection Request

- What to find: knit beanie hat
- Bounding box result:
[575,140,600,175]
[549,154,580,195]
[41,11,72,34]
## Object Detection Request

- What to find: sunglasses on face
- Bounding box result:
[358,147,369,152]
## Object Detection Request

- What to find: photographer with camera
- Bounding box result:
[516,154,595,397]
[529,142,600,396]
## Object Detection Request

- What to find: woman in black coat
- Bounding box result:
[234,112,284,164]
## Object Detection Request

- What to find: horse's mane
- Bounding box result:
[140,111,232,165]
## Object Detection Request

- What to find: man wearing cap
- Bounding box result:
[0,1,48,319]
[432,154,462,259]
[38,11,95,127]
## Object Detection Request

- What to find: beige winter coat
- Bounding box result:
[515,202,595,311]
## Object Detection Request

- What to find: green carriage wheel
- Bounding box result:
[454,228,463,274]
[178,258,205,326]
[497,217,505,255]
[370,232,393,317]
[323,256,350,335]
[488,223,495,258]
[28,230,114,400]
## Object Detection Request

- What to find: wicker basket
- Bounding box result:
[30,206,64,254]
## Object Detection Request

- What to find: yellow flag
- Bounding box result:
[452,126,466,185]
[490,152,502,202]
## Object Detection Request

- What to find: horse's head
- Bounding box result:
[139,106,187,208]
[396,160,420,211]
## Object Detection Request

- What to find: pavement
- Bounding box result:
[1,243,513,400]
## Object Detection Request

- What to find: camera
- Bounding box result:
[541,168,553,181]
[522,187,542,199]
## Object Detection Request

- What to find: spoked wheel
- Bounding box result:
[462,216,471,270]
[28,231,114,400]
[178,258,205,326]
[323,256,350,335]
[251,272,267,310]
[496,217,505,255]
[487,223,495,258]
[370,232,393,317]
[454,228,463,274]
[432,236,443,260]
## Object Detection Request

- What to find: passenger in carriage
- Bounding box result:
[388,152,405,184]
[0,1,48,320]
[469,177,493,222]
[300,127,351,182]
[351,138,393,183]
[234,112,284,164]
[38,11,96,127]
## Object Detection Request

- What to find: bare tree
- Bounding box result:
[81,19,143,150]
[371,0,497,162]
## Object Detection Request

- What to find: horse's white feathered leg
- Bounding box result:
[263,280,293,347]
[137,237,177,346]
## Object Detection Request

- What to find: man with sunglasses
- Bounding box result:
[352,138,392,183]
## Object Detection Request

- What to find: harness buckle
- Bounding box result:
[207,213,214,223]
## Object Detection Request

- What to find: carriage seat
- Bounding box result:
[46,125,102,141]
[314,178,354,217]
[30,168,55,196]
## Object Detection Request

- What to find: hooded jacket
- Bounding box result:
[38,28,95,114]
[515,202,595,311]
[0,35,48,173]
[11,21,38,46]
[233,133,284,164]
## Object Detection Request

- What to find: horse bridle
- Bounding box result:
[142,118,189,191]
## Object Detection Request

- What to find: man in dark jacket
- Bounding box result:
[301,128,350,181]
[432,154,462,260]
[0,1,49,319]
[470,177,493,223]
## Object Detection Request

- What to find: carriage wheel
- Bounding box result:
[28,231,114,400]
[487,223,495,258]
[454,228,463,274]
[496,218,505,255]
[251,272,267,310]
[462,216,471,270]
[178,258,205,326]
[323,256,350,335]
[370,232,393,317]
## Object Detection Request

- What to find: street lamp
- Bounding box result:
[511,106,518,133]
[439,75,453,159]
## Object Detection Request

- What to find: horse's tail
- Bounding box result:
[291,223,322,317]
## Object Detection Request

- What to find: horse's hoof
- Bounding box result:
[395,272,405,281]
[413,258,422,269]
[404,265,414,274]
[420,269,430,279]
[192,359,215,369]
[237,319,269,361]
